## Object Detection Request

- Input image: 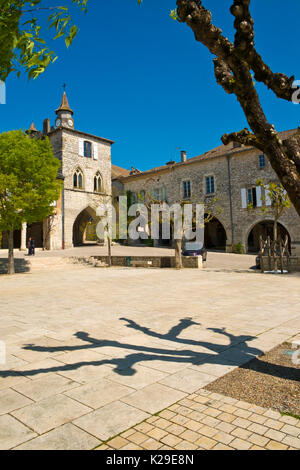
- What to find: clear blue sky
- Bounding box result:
[1,0,299,171]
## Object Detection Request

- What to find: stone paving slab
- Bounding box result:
[190,358,238,377]
[0,266,299,449]
[0,388,33,415]
[64,378,135,409]
[11,394,92,435]
[74,400,150,441]
[11,374,79,402]
[158,369,216,393]
[14,423,100,450]
[105,364,169,390]
[0,415,37,450]
[120,383,187,415]
[96,390,300,451]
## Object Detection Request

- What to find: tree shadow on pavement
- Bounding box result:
[1,318,287,380]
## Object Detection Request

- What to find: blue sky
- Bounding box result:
[1,0,300,171]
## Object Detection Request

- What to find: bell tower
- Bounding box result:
[55,91,74,129]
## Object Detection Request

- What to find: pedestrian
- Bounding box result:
[28,237,35,256]
[30,238,35,256]
[27,237,32,256]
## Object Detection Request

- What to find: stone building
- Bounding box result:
[113,131,300,255]
[1,92,299,256]
[1,92,115,250]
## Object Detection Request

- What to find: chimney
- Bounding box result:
[43,118,50,135]
[181,150,187,163]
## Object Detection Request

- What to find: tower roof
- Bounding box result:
[55,91,73,115]
[28,122,37,132]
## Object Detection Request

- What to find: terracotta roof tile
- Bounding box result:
[55,91,73,114]
[29,122,38,132]
[112,164,130,178]
[117,129,298,180]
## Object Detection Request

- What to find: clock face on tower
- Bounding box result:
[68,119,73,128]
[55,119,61,128]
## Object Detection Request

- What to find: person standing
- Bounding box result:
[30,238,35,256]
[27,237,32,256]
[28,237,35,256]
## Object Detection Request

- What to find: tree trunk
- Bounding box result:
[174,239,182,269]
[7,230,15,275]
[273,219,278,272]
[176,0,300,218]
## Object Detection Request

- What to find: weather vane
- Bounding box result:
[63,83,66,92]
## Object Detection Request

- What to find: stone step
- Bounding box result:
[0,256,107,274]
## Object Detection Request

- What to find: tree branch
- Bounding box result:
[213,58,236,94]
[230,0,299,101]
[221,128,264,150]
[282,129,300,174]
[176,0,234,60]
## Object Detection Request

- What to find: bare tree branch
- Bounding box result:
[176,0,234,59]
[213,58,236,95]
[221,128,264,150]
[176,0,300,216]
[230,0,298,101]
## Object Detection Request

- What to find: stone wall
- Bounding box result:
[49,128,112,249]
[120,147,300,255]
[92,255,202,269]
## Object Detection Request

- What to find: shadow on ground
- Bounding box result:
[0,318,292,381]
[0,258,30,275]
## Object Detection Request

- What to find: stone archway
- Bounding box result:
[27,222,43,248]
[247,220,291,253]
[73,207,98,247]
[1,230,21,249]
[204,216,227,251]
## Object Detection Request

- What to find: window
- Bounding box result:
[130,192,137,204]
[152,188,160,201]
[205,176,215,195]
[94,172,102,193]
[259,154,266,168]
[247,187,257,207]
[183,180,191,199]
[84,141,92,158]
[73,168,83,189]
[139,190,145,201]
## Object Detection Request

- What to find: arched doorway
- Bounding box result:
[27,222,43,248]
[204,216,227,251]
[247,220,291,253]
[73,207,98,247]
[1,230,21,249]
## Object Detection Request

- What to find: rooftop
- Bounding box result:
[116,129,298,181]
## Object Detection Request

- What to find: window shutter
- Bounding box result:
[241,188,247,208]
[256,186,262,207]
[93,143,98,160]
[79,139,84,156]
[265,185,272,206]
[162,186,166,201]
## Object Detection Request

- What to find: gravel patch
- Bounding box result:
[206,343,300,417]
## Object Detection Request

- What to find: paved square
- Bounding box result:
[0,266,299,449]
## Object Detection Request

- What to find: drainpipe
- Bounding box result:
[226,155,235,249]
